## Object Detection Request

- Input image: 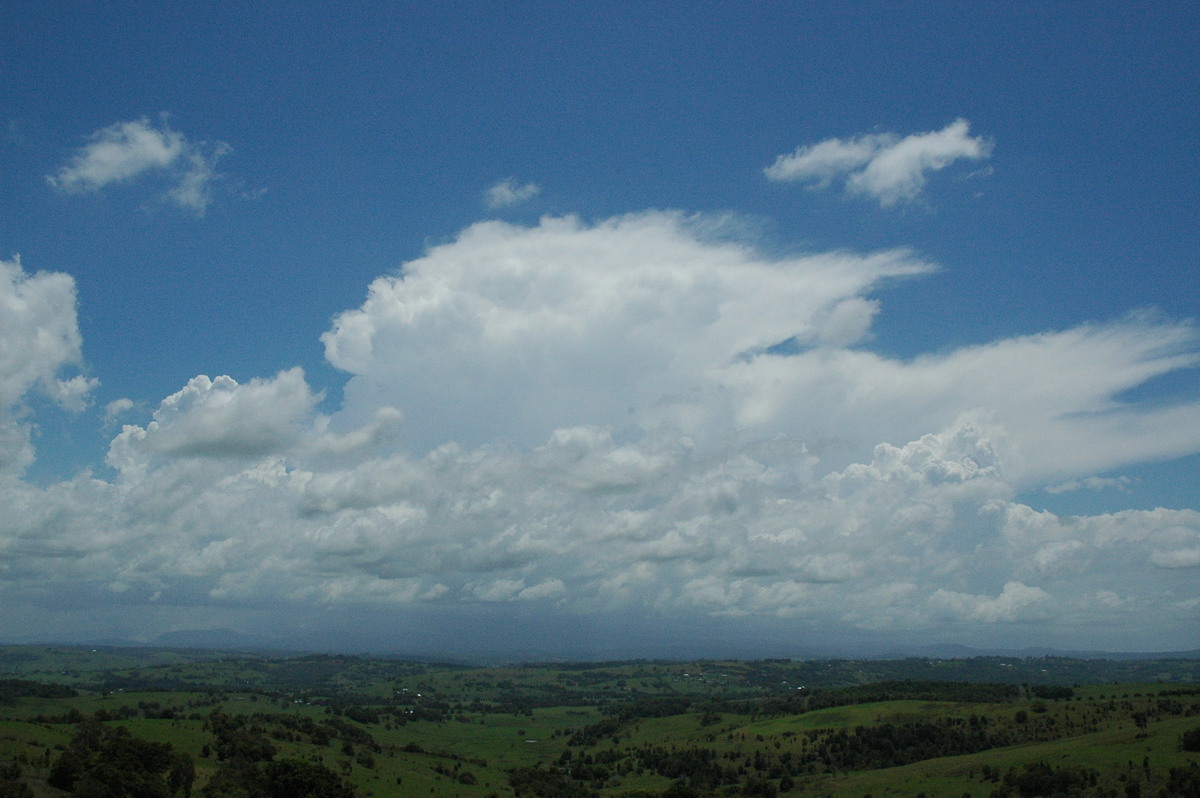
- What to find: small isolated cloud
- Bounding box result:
[471,578,566,602]
[104,398,135,425]
[485,178,540,209]
[48,117,231,214]
[765,119,992,207]
[43,374,99,413]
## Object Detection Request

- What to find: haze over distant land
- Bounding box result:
[1,4,1198,658]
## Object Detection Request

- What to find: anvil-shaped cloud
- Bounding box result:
[1,211,1197,653]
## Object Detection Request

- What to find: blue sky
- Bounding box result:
[1,2,1198,657]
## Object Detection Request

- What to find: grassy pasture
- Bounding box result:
[1,650,1197,796]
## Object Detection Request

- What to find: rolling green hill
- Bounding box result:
[0,647,1197,797]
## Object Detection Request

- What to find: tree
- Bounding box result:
[169,752,196,797]
[48,722,190,798]
[204,758,356,798]
[262,759,357,798]
[0,761,32,798]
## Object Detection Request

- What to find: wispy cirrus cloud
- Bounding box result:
[48,117,230,214]
[1046,475,1134,495]
[765,119,992,207]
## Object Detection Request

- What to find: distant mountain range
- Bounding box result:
[150,628,279,650]
[4,629,1196,664]
[896,642,1200,661]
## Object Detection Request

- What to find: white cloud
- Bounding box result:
[0,258,88,409]
[1028,540,1089,576]
[930,581,1052,623]
[765,119,992,207]
[764,133,889,187]
[48,119,184,191]
[485,178,540,208]
[43,375,99,413]
[470,577,566,602]
[0,385,1195,649]
[323,214,1200,484]
[104,398,135,424]
[2,210,1200,651]
[0,257,94,473]
[166,143,232,213]
[1151,548,1200,568]
[48,117,230,214]
[1045,475,1132,494]
[108,369,320,463]
[323,212,933,453]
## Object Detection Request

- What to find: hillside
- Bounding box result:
[0,647,1197,797]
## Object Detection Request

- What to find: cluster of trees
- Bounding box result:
[750,679,1020,716]
[533,708,1200,797]
[200,711,356,798]
[0,759,33,798]
[562,711,1044,791]
[630,746,727,791]
[29,708,360,798]
[509,764,598,798]
[203,758,355,798]
[201,707,382,754]
[975,759,1200,797]
[612,718,1001,787]
[987,760,1100,797]
[800,718,1004,771]
[48,720,194,798]
[0,679,78,704]
[1162,763,1200,797]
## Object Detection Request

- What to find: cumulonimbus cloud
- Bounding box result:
[322,212,1200,483]
[1,213,1198,651]
[765,119,993,207]
[48,117,230,214]
[322,212,935,454]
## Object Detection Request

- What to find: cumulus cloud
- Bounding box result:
[0,258,90,409]
[485,178,540,208]
[765,119,992,207]
[1151,548,1200,568]
[2,211,1200,651]
[104,398,135,424]
[48,117,230,214]
[930,581,1052,623]
[1,380,1197,650]
[0,257,95,473]
[107,369,321,469]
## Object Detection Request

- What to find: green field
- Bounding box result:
[0,646,1197,797]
